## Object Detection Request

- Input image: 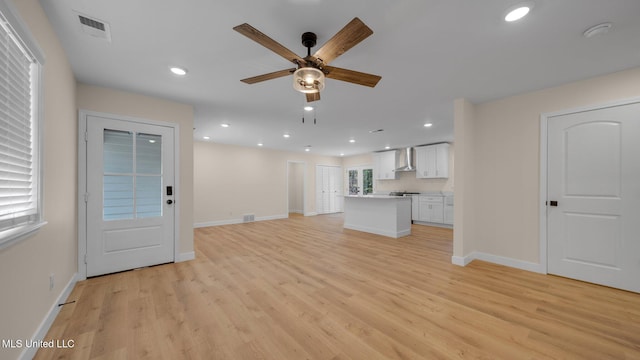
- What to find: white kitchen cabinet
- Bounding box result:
[418,196,444,223]
[316,165,343,214]
[444,194,454,225]
[372,150,398,180]
[411,195,419,221]
[415,143,449,179]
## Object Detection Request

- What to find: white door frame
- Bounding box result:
[77,110,180,280]
[286,160,307,215]
[539,96,640,275]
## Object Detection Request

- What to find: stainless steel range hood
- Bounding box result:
[394,147,415,172]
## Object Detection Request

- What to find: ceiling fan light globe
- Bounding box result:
[293,67,325,94]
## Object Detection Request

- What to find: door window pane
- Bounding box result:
[103,130,133,173]
[348,170,358,195]
[363,168,373,195]
[136,176,161,218]
[103,175,134,220]
[136,133,162,174]
[102,129,163,220]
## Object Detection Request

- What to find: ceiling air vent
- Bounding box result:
[75,12,111,42]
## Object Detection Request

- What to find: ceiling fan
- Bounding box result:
[233,17,381,102]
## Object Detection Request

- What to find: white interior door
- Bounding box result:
[85,115,175,277]
[547,102,640,292]
[316,165,343,214]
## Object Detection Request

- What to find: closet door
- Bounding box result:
[316,165,343,214]
[547,101,640,293]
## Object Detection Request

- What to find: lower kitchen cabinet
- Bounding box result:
[444,195,454,225]
[418,196,444,223]
[411,195,420,221]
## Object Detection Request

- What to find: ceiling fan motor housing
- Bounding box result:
[301,32,317,49]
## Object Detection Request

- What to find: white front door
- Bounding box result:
[85,115,175,277]
[547,101,640,292]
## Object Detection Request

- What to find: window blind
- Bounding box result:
[0,17,37,232]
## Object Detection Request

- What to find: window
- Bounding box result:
[0,2,45,249]
[102,130,163,221]
[347,166,374,195]
[362,168,373,195]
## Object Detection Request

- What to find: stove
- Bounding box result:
[388,191,421,196]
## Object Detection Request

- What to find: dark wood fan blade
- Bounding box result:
[240,68,296,84]
[313,17,373,65]
[234,23,305,65]
[324,66,381,87]
[306,92,320,102]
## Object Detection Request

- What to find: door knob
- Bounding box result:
[549,200,558,207]
[167,199,173,205]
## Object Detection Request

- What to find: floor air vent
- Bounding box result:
[75,12,112,42]
[243,214,255,223]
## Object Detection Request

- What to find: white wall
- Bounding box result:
[0,1,77,358]
[194,141,342,226]
[454,66,640,267]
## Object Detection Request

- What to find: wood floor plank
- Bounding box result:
[35,213,640,359]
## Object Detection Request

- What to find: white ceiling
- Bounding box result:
[40,0,640,156]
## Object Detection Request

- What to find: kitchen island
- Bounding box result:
[343,195,412,238]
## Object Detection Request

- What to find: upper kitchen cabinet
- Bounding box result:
[415,143,449,179]
[373,150,398,180]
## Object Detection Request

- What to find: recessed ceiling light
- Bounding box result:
[349,139,356,143]
[304,106,314,111]
[340,153,345,156]
[221,123,230,128]
[257,143,263,147]
[203,136,210,140]
[424,123,433,127]
[283,133,290,138]
[305,148,311,152]
[385,146,391,149]
[504,3,533,22]
[169,66,188,76]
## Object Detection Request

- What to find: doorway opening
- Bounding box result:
[287,161,306,216]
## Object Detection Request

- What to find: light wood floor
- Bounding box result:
[36,214,640,359]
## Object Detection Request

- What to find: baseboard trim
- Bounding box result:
[451,254,473,266]
[177,251,195,262]
[413,221,453,229]
[451,251,545,274]
[20,272,79,360]
[304,212,318,217]
[194,214,288,228]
